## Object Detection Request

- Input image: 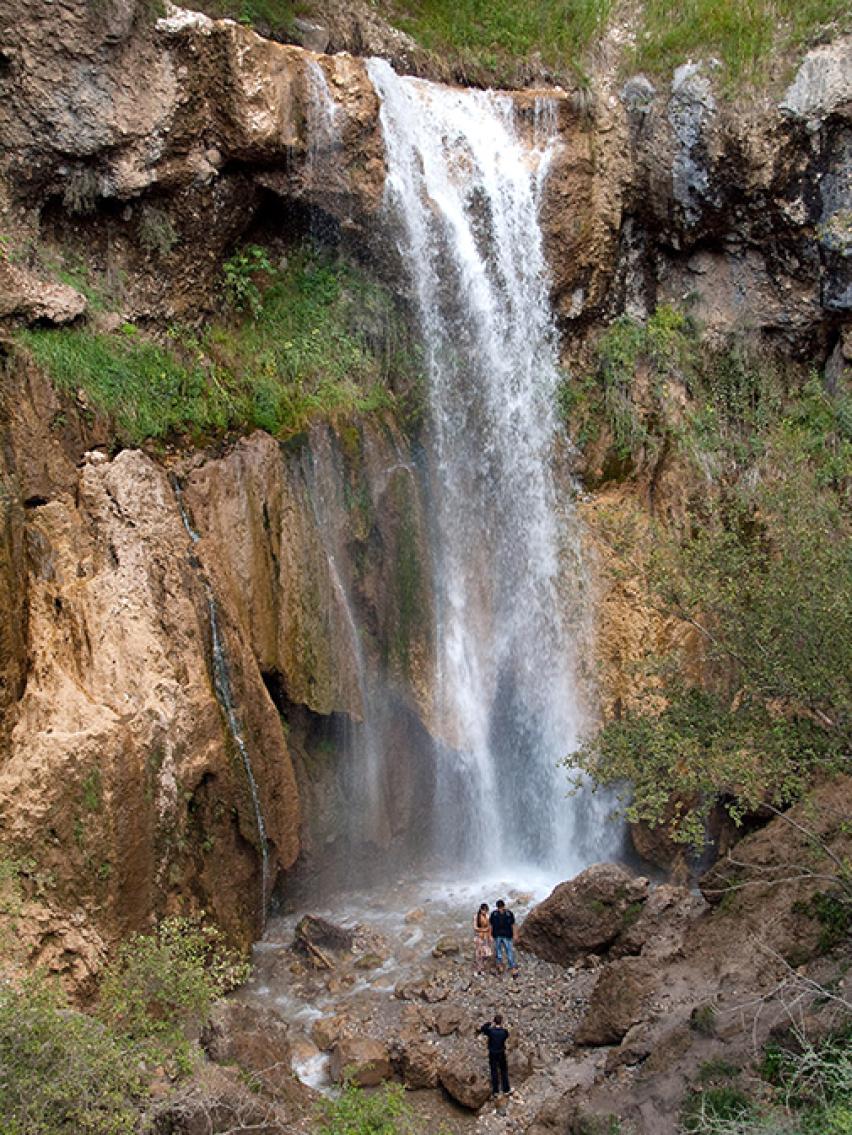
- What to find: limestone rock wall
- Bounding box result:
[0,357,436,980]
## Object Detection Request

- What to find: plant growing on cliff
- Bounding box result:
[98,916,249,1069]
[0,976,144,1135]
[569,312,851,849]
[317,1079,439,1135]
[223,243,274,318]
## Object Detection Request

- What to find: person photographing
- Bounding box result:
[479,1013,511,1097]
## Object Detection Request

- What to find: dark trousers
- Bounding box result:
[489,1051,510,1094]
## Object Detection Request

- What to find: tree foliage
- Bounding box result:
[0,977,143,1135]
[569,314,851,847]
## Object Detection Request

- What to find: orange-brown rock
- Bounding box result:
[518,864,649,965]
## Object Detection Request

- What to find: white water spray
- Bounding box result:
[368,60,614,877]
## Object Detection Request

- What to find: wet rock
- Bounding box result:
[438,1051,492,1110]
[518,864,649,965]
[629,816,689,876]
[574,957,657,1046]
[293,914,355,963]
[354,951,386,970]
[312,1013,349,1052]
[290,16,330,53]
[432,935,461,957]
[330,1035,392,1087]
[404,907,426,923]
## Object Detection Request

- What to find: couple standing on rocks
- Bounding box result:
[474,898,519,977]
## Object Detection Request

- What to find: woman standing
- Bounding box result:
[473,902,491,974]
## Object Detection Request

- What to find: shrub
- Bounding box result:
[0,977,143,1135]
[98,916,249,1068]
[223,244,274,317]
[317,1079,425,1135]
[568,311,851,849]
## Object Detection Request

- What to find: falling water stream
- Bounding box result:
[172,479,270,923]
[367,60,612,876]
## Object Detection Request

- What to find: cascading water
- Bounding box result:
[300,433,392,852]
[172,479,270,921]
[367,59,615,878]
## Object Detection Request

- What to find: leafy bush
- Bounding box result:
[223,243,274,317]
[317,1080,426,1135]
[682,1031,852,1134]
[0,977,143,1135]
[98,916,249,1067]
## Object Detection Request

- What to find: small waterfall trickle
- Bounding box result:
[172,479,270,922]
[368,60,617,877]
[300,434,392,853]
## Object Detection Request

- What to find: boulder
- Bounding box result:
[432,1004,463,1036]
[311,1013,349,1052]
[432,935,461,957]
[574,957,657,1046]
[330,1036,392,1087]
[293,915,355,967]
[396,1036,440,1089]
[0,261,87,326]
[438,1051,492,1110]
[203,1001,293,1096]
[518,864,649,965]
[612,884,706,961]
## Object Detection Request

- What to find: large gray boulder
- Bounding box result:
[518,864,649,965]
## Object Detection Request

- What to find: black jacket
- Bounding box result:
[490,908,515,939]
[480,1022,509,1055]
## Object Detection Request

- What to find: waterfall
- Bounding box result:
[172,480,271,922]
[301,433,392,852]
[368,60,610,877]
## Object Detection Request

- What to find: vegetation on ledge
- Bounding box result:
[17,245,420,448]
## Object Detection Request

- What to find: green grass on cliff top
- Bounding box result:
[197,0,851,88]
[17,249,406,447]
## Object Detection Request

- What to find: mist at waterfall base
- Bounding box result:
[283,61,623,901]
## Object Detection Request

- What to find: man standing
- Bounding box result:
[479,1013,511,1097]
[490,899,518,976]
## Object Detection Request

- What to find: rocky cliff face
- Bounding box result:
[0,0,848,980]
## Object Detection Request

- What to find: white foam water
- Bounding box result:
[367,60,618,877]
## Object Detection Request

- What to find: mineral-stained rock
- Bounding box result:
[574,957,657,1046]
[518,864,649,965]
[438,1051,492,1110]
[293,914,355,957]
[330,1036,393,1086]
